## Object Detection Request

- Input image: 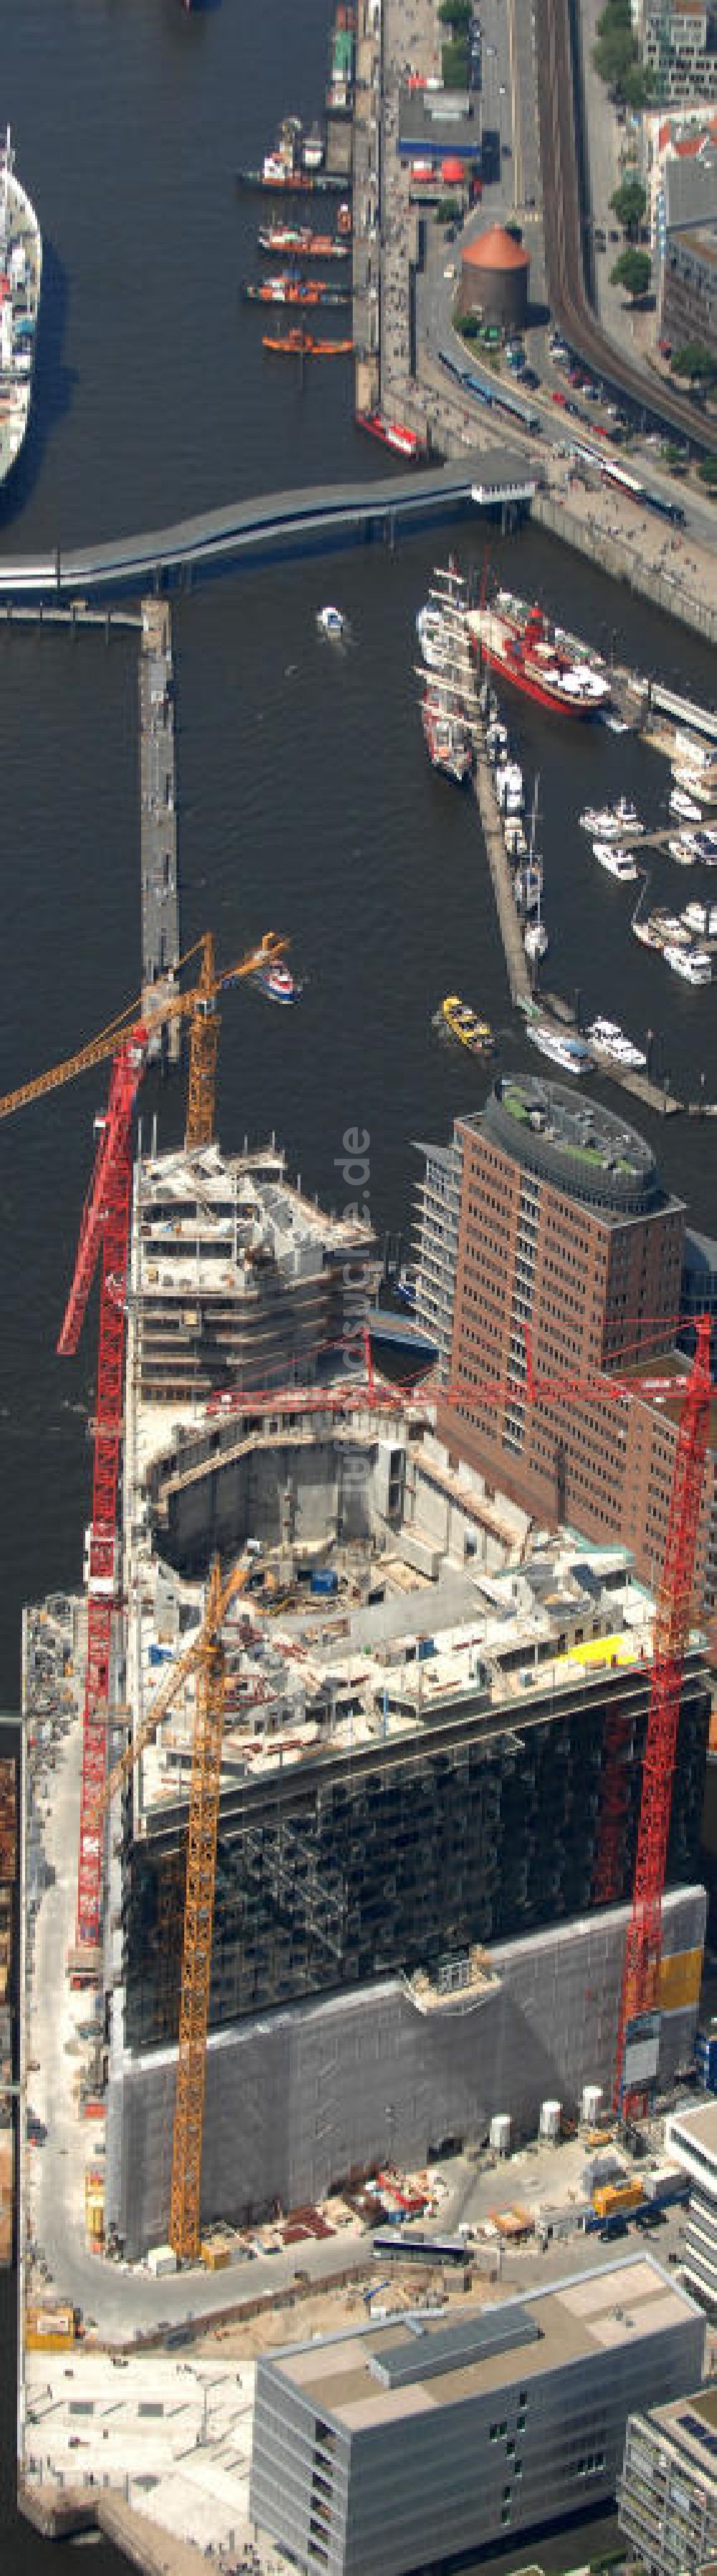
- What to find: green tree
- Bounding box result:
[698,454,717,489]
[609,176,647,236]
[671,343,716,382]
[592,0,652,102]
[593,27,635,85]
[621,62,652,105]
[660,441,687,472]
[438,0,471,23]
[459,312,480,337]
[609,246,651,300]
[441,38,470,82]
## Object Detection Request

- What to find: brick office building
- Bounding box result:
[416,1076,716,1601]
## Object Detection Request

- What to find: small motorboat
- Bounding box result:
[317,604,346,638]
[439,994,495,1055]
[592,842,639,881]
[524,919,549,961]
[670,787,702,823]
[254,961,300,1005]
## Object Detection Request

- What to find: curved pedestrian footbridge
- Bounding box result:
[0,452,533,600]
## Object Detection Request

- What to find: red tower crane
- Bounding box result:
[435,1314,713,2113]
[0,928,286,1967]
[612,1311,712,2116]
[60,1035,145,1954]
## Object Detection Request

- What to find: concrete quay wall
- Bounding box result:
[106,1883,705,2257]
[533,495,717,649]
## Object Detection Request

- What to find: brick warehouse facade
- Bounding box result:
[417,1076,716,1602]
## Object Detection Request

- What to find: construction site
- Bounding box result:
[6,919,715,2569]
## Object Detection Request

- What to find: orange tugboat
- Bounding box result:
[243,274,349,307]
[262,325,353,355]
[257,226,351,258]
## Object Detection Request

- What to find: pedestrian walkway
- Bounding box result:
[139,600,180,1063]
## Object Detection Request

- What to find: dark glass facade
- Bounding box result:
[122,1660,710,2053]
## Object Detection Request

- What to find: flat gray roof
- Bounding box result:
[669,2098,717,2157]
[264,2259,698,2431]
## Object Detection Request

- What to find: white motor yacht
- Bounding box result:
[670,787,702,823]
[663,944,712,985]
[592,842,639,881]
[668,835,698,866]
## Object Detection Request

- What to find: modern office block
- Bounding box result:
[250,2258,706,2575]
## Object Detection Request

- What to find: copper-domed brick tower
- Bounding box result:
[458,221,530,332]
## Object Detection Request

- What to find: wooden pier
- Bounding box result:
[473,731,532,1011]
[139,600,179,1063]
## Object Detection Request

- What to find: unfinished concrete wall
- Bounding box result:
[105,1883,706,2257]
[162,1437,374,1571]
[405,1440,530,1574]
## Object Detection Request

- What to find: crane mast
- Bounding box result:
[613,1312,712,2115]
[65,1038,144,1955]
[0,928,287,1967]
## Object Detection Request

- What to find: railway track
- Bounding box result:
[534,0,716,458]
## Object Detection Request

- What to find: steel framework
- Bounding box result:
[59,1037,144,1949]
[186,930,219,1151]
[592,1700,632,1910]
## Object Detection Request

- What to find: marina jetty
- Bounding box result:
[419,565,691,1116]
[139,600,179,1064]
[473,731,531,1010]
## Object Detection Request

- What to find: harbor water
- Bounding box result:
[1,5,716,2565]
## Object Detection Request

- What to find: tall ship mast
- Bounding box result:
[0,128,42,491]
[417,563,475,787]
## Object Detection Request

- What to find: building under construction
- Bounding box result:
[91,1126,712,2251]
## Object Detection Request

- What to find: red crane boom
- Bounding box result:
[62,1037,146,1954]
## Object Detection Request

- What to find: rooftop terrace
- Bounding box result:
[478,1077,674,1217]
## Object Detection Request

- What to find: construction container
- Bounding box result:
[85,2170,105,2249]
[146,2242,177,2278]
[310,1569,338,1596]
[490,2113,511,2155]
[581,2084,603,2126]
[25,2304,77,2351]
[540,2099,561,2142]
[592,2178,644,2220]
[201,2237,232,2270]
[642,2163,689,2208]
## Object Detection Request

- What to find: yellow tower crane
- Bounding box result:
[0,926,288,1145]
[95,1551,272,2263]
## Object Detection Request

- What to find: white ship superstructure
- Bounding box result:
[418,564,475,787]
[0,128,42,487]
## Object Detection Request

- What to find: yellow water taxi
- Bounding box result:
[441,995,495,1055]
